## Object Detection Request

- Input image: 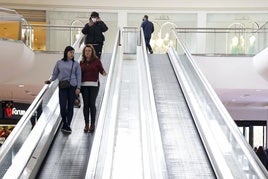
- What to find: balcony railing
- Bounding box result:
[1,8,268,55]
[0,8,84,51]
[170,23,268,56]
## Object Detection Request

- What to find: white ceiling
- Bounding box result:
[194,55,268,120]
[0,49,61,104]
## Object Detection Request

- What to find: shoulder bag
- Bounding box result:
[58,61,74,89]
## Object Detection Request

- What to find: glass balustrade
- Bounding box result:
[170,24,268,56]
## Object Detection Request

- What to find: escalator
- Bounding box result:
[0,53,111,179]
[0,30,115,178]
[84,46,168,178]
[1,27,268,178]
[83,29,214,178]
[85,52,214,178]
[84,28,268,178]
[149,54,215,178]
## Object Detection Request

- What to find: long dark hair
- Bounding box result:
[62,46,75,61]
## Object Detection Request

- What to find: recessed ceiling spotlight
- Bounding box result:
[25,90,31,95]
[240,94,250,98]
[18,84,24,88]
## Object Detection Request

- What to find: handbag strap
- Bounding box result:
[69,61,74,81]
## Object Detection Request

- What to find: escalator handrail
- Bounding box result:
[85,29,121,178]
[138,27,168,178]
[0,32,86,178]
[0,84,49,165]
[169,29,268,178]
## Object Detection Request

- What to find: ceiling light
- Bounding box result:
[25,90,31,95]
[18,84,24,88]
[240,94,250,98]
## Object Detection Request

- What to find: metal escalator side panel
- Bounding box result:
[168,29,268,178]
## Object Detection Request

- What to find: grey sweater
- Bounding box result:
[50,59,81,88]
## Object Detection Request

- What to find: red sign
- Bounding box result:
[5,107,12,118]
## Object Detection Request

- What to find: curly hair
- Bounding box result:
[81,44,98,63]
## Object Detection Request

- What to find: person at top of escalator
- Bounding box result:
[81,11,108,59]
[80,44,107,133]
[141,15,154,54]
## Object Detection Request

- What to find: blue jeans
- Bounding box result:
[58,86,76,127]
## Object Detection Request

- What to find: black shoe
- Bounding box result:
[65,126,72,133]
[61,126,67,132]
[149,49,153,54]
[61,125,72,134]
[61,123,67,131]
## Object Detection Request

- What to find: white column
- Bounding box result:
[197,12,207,53]
[117,11,128,29]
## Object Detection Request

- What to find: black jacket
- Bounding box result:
[141,20,154,39]
[82,21,108,45]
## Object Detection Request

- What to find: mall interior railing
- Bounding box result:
[20,22,268,55]
[172,24,267,56]
[0,7,22,39]
[0,8,84,51]
[254,21,268,53]
[20,24,84,51]
[1,7,267,55]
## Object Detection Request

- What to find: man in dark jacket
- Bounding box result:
[141,15,154,54]
[82,11,108,58]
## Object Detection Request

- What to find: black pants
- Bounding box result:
[145,37,153,52]
[93,44,103,59]
[59,86,76,127]
[81,85,99,125]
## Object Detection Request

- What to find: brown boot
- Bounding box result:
[89,124,95,133]
[84,123,89,133]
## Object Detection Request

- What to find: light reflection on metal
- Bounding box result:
[151,21,177,54]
